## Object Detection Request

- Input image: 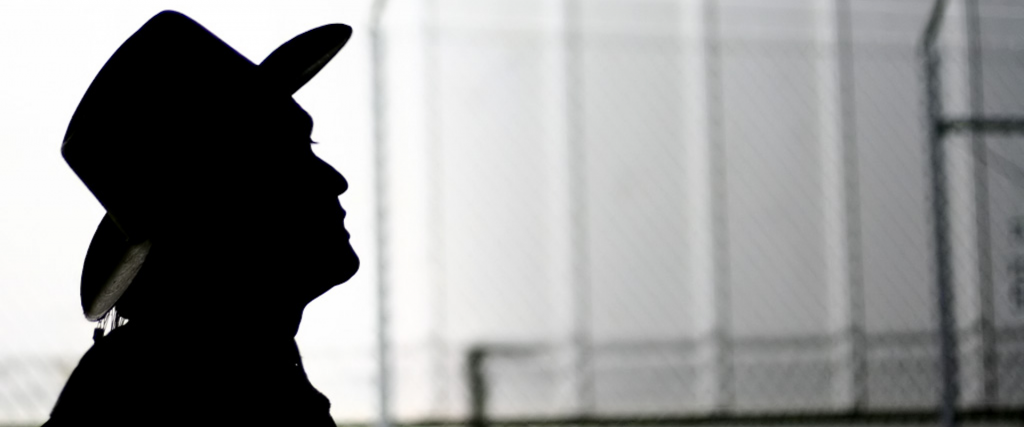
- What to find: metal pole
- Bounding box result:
[704,0,733,412]
[467,347,488,427]
[922,5,959,424]
[920,0,951,49]
[564,0,593,413]
[835,0,866,410]
[370,1,393,426]
[965,0,996,405]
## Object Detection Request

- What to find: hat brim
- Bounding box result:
[79,13,351,321]
[258,23,352,95]
[82,215,152,321]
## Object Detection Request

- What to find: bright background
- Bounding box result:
[6,0,1024,426]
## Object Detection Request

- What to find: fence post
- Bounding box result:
[704,0,733,412]
[563,0,594,415]
[819,0,866,410]
[467,347,488,427]
[921,1,959,425]
[371,1,393,426]
[964,0,997,406]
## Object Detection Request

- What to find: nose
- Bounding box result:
[314,156,348,196]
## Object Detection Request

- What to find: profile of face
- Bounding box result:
[125,95,360,316]
[245,98,361,301]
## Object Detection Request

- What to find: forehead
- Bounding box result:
[288,98,314,132]
[256,97,313,135]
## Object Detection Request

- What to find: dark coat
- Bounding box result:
[43,323,334,426]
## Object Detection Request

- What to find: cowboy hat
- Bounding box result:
[62,10,352,321]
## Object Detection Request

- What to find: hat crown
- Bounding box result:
[63,11,264,240]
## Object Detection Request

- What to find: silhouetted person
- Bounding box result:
[44,11,358,426]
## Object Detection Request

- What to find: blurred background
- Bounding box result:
[3,0,1024,426]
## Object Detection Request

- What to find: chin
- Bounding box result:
[307,244,359,298]
[330,248,360,285]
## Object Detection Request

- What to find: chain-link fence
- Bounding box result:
[373,0,1024,425]
[925,0,1024,422]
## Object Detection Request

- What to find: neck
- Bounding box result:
[109,318,305,370]
[123,307,304,343]
[119,275,308,340]
[116,240,316,338]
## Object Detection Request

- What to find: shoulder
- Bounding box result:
[47,326,335,425]
[47,327,161,422]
